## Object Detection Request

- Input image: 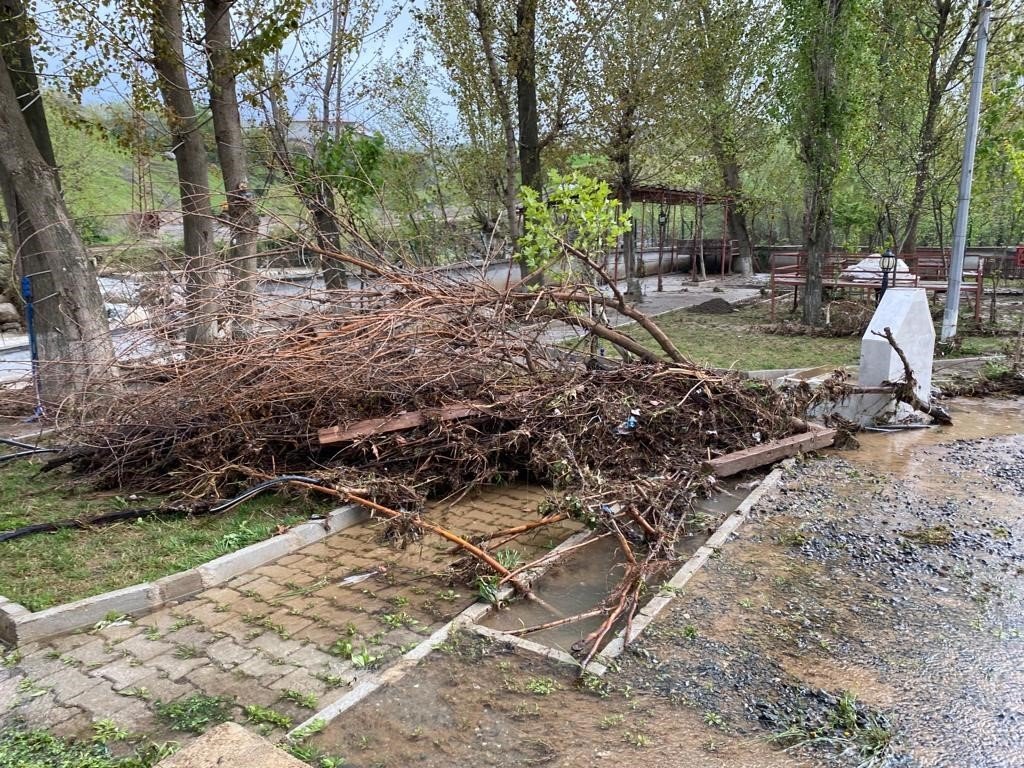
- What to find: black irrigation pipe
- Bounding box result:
[0,437,48,451]
[0,447,61,464]
[0,474,324,543]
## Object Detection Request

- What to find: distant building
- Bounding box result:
[284,120,368,150]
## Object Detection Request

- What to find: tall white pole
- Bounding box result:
[941,0,993,342]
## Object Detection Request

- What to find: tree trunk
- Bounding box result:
[312,183,349,290]
[895,2,978,255]
[803,177,829,325]
[204,0,258,336]
[710,133,753,275]
[798,0,845,327]
[151,0,219,347]
[472,0,522,278]
[515,0,540,193]
[0,51,115,404]
[264,78,348,293]
[720,161,753,276]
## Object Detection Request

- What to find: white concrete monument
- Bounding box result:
[859,287,934,403]
[800,287,936,425]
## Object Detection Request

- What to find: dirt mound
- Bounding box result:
[686,297,736,315]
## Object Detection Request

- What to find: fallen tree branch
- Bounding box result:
[872,327,952,425]
[290,480,538,598]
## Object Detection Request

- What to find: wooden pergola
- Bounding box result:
[613,185,735,284]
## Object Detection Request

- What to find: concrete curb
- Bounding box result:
[287,527,595,737]
[0,504,367,647]
[594,460,790,667]
[459,461,793,677]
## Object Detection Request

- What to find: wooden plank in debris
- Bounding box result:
[702,426,836,478]
[318,402,495,446]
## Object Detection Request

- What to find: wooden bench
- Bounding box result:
[901,248,984,321]
[769,250,985,321]
[769,252,918,320]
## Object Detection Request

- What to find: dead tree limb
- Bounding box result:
[872,327,952,425]
[290,481,538,597]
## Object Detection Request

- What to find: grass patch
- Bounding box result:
[616,301,1005,371]
[0,726,176,767]
[155,694,232,734]
[768,689,895,767]
[0,461,324,611]
[900,524,954,547]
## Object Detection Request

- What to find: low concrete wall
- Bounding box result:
[0,504,367,647]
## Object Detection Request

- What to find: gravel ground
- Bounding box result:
[617,420,1024,768]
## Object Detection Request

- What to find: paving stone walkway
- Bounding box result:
[0,486,579,747]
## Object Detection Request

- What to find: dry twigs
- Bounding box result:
[46,259,807,663]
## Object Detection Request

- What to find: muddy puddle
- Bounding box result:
[305,401,1024,768]
[846,397,1024,476]
[482,482,751,654]
[619,417,1024,768]
[307,631,805,768]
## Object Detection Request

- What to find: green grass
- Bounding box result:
[618,301,1009,371]
[0,726,175,767]
[0,460,324,611]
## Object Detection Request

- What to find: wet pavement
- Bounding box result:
[0,486,580,750]
[3,398,1020,767]
[619,397,1024,767]
[303,397,1024,768]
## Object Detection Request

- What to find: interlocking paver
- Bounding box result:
[89,658,155,691]
[3,487,579,747]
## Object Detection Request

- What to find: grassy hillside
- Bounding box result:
[48,107,181,241]
[46,100,303,246]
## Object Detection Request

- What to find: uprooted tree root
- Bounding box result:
[38,262,809,666]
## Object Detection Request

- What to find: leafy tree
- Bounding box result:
[783,0,866,325]
[420,0,583,278]
[0,0,115,402]
[676,0,784,276]
[519,169,631,281]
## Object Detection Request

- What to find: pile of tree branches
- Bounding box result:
[48,263,806,664]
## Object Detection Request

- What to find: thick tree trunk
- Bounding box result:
[611,96,641,300]
[312,183,349,290]
[720,158,754,276]
[798,0,844,327]
[803,178,829,325]
[204,0,258,335]
[151,0,219,348]
[514,0,539,284]
[472,0,523,278]
[0,52,115,404]
[515,0,540,193]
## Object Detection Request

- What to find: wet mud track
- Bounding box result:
[622,399,1024,767]
[305,399,1023,767]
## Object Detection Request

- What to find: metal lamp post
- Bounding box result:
[657,206,668,292]
[879,249,897,302]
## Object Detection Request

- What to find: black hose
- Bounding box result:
[0,474,326,544]
[0,437,47,451]
[0,448,61,464]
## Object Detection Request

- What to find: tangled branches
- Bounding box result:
[49,263,806,662]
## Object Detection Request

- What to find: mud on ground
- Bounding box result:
[308,399,1023,768]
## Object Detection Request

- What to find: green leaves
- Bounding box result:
[293,128,386,218]
[519,169,631,277]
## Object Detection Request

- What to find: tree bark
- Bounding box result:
[151,0,219,347]
[714,148,754,276]
[896,1,978,255]
[515,0,541,193]
[0,48,115,404]
[797,0,845,327]
[204,0,258,335]
[472,0,521,276]
[611,94,641,300]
